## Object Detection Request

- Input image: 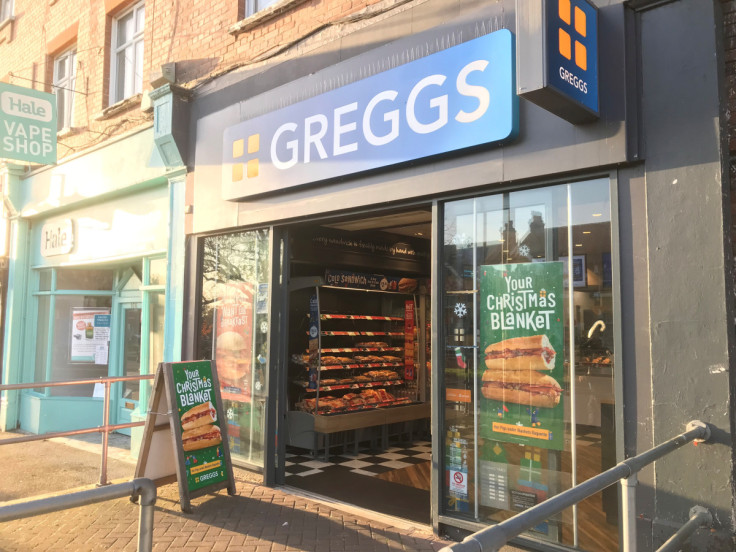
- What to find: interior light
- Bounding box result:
[414,232,423,236]
[575,243,583,247]
[583,231,591,234]
[592,213,602,217]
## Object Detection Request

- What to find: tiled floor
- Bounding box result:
[285,441,432,478]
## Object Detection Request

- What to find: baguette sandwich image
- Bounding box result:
[481,334,561,408]
[481,369,562,408]
[484,334,556,372]
[181,401,217,431]
[181,423,222,451]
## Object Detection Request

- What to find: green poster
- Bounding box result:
[478,262,564,450]
[171,361,230,492]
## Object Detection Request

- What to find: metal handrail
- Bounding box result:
[656,505,713,552]
[440,420,713,552]
[0,477,157,552]
[0,374,155,485]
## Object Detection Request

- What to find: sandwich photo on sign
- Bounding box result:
[182,424,223,452]
[481,335,561,408]
[180,401,222,451]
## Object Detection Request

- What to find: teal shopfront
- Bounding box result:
[0,126,185,454]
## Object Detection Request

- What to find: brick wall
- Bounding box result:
[0,0,392,163]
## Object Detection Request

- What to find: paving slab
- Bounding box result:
[0,431,528,551]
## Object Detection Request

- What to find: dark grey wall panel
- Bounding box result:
[638,0,733,547]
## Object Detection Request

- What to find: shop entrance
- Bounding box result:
[281,207,433,524]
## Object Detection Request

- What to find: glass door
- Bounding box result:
[116,301,142,434]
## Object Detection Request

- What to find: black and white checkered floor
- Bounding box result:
[285,441,432,478]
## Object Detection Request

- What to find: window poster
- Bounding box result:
[212,282,254,401]
[478,262,564,450]
[70,308,111,362]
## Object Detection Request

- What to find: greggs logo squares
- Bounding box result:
[547,0,598,114]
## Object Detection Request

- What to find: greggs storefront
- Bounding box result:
[183,1,734,550]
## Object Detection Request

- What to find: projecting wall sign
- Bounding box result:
[0,82,57,164]
[222,29,518,200]
[517,0,599,124]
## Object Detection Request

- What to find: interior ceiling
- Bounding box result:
[322,210,432,238]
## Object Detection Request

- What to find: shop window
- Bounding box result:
[197,229,271,469]
[440,178,617,550]
[53,47,77,131]
[32,268,114,397]
[110,1,145,104]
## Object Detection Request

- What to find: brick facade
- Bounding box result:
[0,0,389,163]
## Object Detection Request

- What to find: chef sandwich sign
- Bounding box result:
[478,262,565,450]
[0,83,57,164]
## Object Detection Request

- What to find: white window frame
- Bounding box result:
[109,1,145,105]
[0,0,13,23]
[53,47,77,131]
[245,0,279,17]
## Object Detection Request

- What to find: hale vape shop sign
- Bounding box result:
[223,29,519,200]
[0,82,57,165]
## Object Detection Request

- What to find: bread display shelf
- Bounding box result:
[306,362,403,371]
[300,379,404,391]
[299,397,413,414]
[320,314,403,321]
[321,347,403,353]
[319,331,404,337]
[313,402,430,432]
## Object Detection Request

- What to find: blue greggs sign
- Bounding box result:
[222,29,518,200]
[547,0,598,116]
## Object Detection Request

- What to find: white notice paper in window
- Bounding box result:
[94,344,108,365]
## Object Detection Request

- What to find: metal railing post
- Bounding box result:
[621,472,638,552]
[0,374,155,486]
[132,477,157,552]
[100,380,112,486]
[656,506,713,552]
[0,478,157,552]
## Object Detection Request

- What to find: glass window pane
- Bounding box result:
[121,307,141,401]
[117,11,132,46]
[34,296,51,393]
[116,50,127,101]
[148,257,166,285]
[441,179,616,550]
[134,40,144,94]
[49,296,112,397]
[55,57,66,80]
[56,268,113,290]
[136,5,145,32]
[38,269,52,291]
[198,229,271,468]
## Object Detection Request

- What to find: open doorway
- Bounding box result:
[281,206,433,524]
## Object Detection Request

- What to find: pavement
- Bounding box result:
[0,431,526,552]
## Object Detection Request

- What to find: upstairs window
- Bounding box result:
[110,1,145,104]
[245,0,279,17]
[53,47,77,131]
[0,0,13,23]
